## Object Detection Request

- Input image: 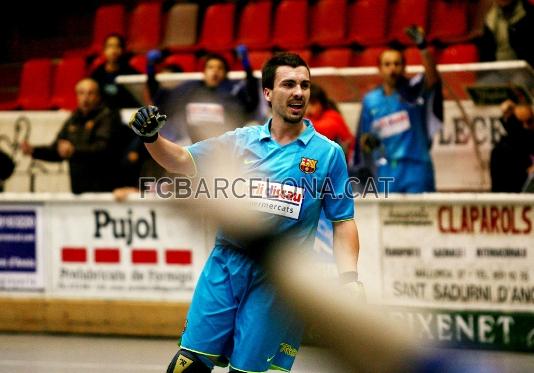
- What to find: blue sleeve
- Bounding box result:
[323,145,355,221]
[186,131,237,177]
[353,98,372,167]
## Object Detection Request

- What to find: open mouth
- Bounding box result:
[288,102,304,113]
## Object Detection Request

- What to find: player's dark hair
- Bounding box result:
[310,83,339,112]
[203,53,230,74]
[104,33,126,49]
[262,52,310,90]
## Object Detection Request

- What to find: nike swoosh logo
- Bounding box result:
[244,159,256,164]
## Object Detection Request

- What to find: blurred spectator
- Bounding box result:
[490,99,534,192]
[146,47,259,144]
[21,78,122,194]
[476,0,534,67]
[305,83,353,161]
[112,139,167,201]
[90,33,141,109]
[0,150,15,192]
[353,26,443,193]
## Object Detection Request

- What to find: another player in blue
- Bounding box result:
[129,53,362,373]
[353,26,443,193]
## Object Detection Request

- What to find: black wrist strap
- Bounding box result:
[142,133,158,143]
[339,271,358,284]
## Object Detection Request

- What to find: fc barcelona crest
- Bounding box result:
[299,157,317,174]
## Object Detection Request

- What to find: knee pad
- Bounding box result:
[166,349,211,373]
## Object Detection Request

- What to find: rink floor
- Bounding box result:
[1,333,534,373]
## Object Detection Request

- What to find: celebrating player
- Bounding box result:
[353,26,443,193]
[129,53,362,373]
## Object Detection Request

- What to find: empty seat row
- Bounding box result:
[313,44,479,67]
[0,57,88,111]
[65,0,477,59]
[0,43,479,111]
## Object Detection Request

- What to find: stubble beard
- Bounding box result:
[284,114,304,124]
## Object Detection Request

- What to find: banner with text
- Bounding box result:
[48,202,208,301]
[380,202,533,312]
[388,307,534,352]
[0,205,44,291]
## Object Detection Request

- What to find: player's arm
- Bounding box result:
[235,44,260,113]
[332,219,359,275]
[129,106,195,175]
[405,25,440,88]
[333,219,365,299]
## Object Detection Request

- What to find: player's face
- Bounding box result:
[76,80,100,114]
[204,59,227,88]
[265,66,311,124]
[379,50,405,87]
[104,36,123,63]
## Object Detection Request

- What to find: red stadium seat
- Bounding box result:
[161,3,199,52]
[50,57,87,111]
[351,47,386,67]
[348,0,388,47]
[427,0,469,43]
[17,58,54,110]
[388,0,430,46]
[246,50,273,70]
[404,46,436,65]
[197,3,236,52]
[162,54,197,73]
[63,4,126,58]
[92,5,126,54]
[127,2,162,53]
[438,44,479,64]
[290,49,312,65]
[236,1,272,50]
[310,48,352,67]
[271,0,309,50]
[129,54,147,74]
[309,0,348,48]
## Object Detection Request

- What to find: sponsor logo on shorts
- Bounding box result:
[279,343,298,357]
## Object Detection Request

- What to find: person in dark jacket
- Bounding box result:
[90,33,141,109]
[476,0,534,67]
[21,78,122,194]
[146,49,260,144]
[490,99,534,192]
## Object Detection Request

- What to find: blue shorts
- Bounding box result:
[180,245,304,372]
[378,159,435,193]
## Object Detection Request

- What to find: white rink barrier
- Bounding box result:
[0,193,533,350]
[0,102,505,193]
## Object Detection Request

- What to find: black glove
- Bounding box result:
[235,44,251,71]
[360,133,381,153]
[404,24,427,49]
[128,105,167,143]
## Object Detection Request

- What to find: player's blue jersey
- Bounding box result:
[357,74,442,164]
[187,119,354,249]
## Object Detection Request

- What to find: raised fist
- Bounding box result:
[404,25,427,49]
[128,105,167,143]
